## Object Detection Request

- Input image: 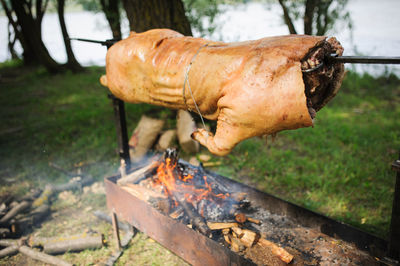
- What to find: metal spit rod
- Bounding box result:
[70,37,400,65]
[328,54,400,64]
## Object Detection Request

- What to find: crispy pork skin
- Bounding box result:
[101,29,344,156]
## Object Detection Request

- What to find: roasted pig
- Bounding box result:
[101,29,344,155]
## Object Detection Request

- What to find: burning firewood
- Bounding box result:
[206,222,239,230]
[230,237,245,253]
[257,238,294,264]
[235,213,247,223]
[117,161,159,186]
[247,217,261,225]
[121,183,167,202]
[231,227,259,248]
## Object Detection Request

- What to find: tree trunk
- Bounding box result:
[0,0,33,63]
[304,0,317,35]
[10,0,64,73]
[99,0,122,40]
[278,0,297,35]
[7,22,19,60]
[122,0,192,36]
[57,0,84,72]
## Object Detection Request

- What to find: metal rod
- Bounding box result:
[111,212,122,251]
[389,154,400,261]
[69,37,118,48]
[329,55,400,64]
[109,94,131,173]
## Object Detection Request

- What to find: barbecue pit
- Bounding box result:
[104,93,399,265]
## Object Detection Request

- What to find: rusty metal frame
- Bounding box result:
[389,155,400,260]
[105,174,255,266]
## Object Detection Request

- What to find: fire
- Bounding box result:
[152,157,230,214]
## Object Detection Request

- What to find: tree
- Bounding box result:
[7,0,63,72]
[1,0,84,73]
[122,0,192,35]
[99,0,122,40]
[57,0,84,72]
[183,0,220,37]
[277,0,352,36]
[77,0,122,40]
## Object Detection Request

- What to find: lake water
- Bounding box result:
[0,0,399,75]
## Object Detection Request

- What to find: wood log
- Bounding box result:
[0,228,10,238]
[247,217,261,225]
[117,161,159,185]
[0,200,31,224]
[231,192,247,202]
[20,189,42,202]
[176,110,199,153]
[121,184,167,202]
[176,197,210,236]
[230,237,245,253]
[16,204,50,228]
[169,207,184,219]
[156,129,177,151]
[235,213,247,223]
[43,235,103,255]
[33,175,94,207]
[129,115,165,161]
[222,229,232,245]
[19,245,72,266]
[232,227,259,248]
[207,222,239,230]
[0,245,19,258]
[257,238,294,264]
[0,239,17,247]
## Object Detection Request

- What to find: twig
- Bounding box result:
[18,245,72,266]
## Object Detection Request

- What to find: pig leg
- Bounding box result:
[191,111,253,156]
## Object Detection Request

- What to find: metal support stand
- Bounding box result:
[109,94,131,174]
[111,212,122,251]
[389,155,400,260]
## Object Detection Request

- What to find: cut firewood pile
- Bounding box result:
[117,148,379,265]
[129,111,203,162]
[0,163,108,265]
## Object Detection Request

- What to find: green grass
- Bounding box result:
[0,62,398,245]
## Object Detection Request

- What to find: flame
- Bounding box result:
[152,157,230,214]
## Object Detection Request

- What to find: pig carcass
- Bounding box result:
[100,29,344,155]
